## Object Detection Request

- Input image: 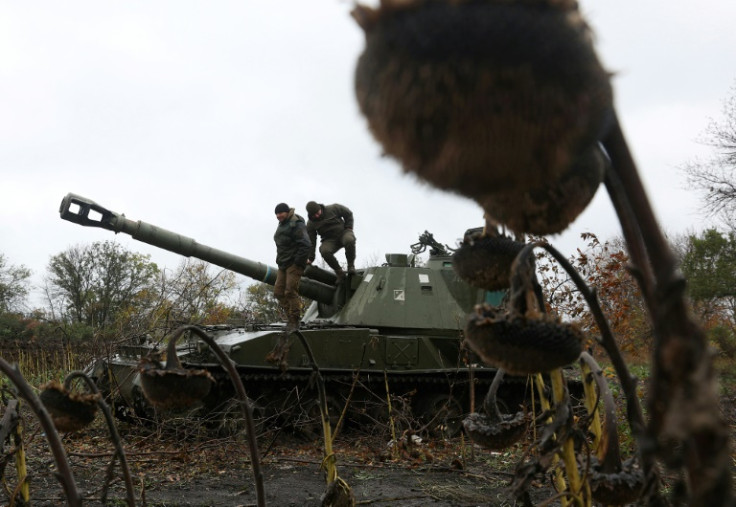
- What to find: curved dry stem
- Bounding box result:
[602,164,656,308]
[482,368,506,421]
[293,332,356,505]
[602,115,678,302]
[293,330,347,490]
[521,242,645,434]
[534,374,569,500]
[63,371,136,507]
[508,246,546,317]
[578,353,621,474]
[0,358,82,506]
[163,327,186,370]
[579,359,603,457]
[515,242,651,475]
[179,326,265,507]
[550,369,586,506]
[603,114,732,505]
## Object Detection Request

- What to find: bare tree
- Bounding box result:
[45,241,159,331]
[157,258,239,325]
[0,254,31,313]
[683,80,736,228]
[240,282,282,324]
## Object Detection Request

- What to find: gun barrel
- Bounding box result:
[59,193,337,304]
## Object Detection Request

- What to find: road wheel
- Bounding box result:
[213,397,266,438]
[131,385,156,423]
[418,394,464,439]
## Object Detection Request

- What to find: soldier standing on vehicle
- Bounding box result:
[272,202,311,332]
[305,201,357,280]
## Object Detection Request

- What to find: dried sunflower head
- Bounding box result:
[138,355,214,411]
[481,143,608,235]
[463,411,528,450]
[40,380,100,432]
[353,0,612,208]
[453,229,525,290]
[590,457,645,506]
[465,304,583,374]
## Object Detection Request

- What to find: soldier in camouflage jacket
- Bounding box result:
[273,203,311,331]
[305,201,357,280]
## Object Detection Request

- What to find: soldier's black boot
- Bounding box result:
[335,268,346,282]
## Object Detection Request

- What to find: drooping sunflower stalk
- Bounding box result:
[579,352,645,506]
[351,0,733,503]
[39,371,137,507]
[0,358,82,506]
[138,326,265,507]
[293,330,356,507]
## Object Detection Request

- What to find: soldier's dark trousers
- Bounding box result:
[274,264,304,330]
[319,230,356,271]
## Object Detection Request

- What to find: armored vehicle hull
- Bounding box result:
[90,323,524,437]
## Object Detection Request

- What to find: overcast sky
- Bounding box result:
[2,1,735,308]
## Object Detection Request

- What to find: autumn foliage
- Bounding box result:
[537,233,651,360]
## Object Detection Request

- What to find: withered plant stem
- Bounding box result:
[293,330,354,501]
[0,358,82,506]
[579,352,621,473]
[170,326,265,507]
[516,241,653,488]
[603,114,732,505]
[63,370,136,506]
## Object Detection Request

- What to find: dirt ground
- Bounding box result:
[7,392,736,506]
[15,418,549,507]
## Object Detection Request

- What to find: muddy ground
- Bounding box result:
[6,392,736,506]
[14,416,553,507]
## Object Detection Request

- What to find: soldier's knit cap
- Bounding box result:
[274,203,290,214]
[306,201,321,215]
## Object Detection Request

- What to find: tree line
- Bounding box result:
[1,225,736,359]
[0,242,284,347]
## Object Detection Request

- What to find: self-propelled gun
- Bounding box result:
[60,193,520,436]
